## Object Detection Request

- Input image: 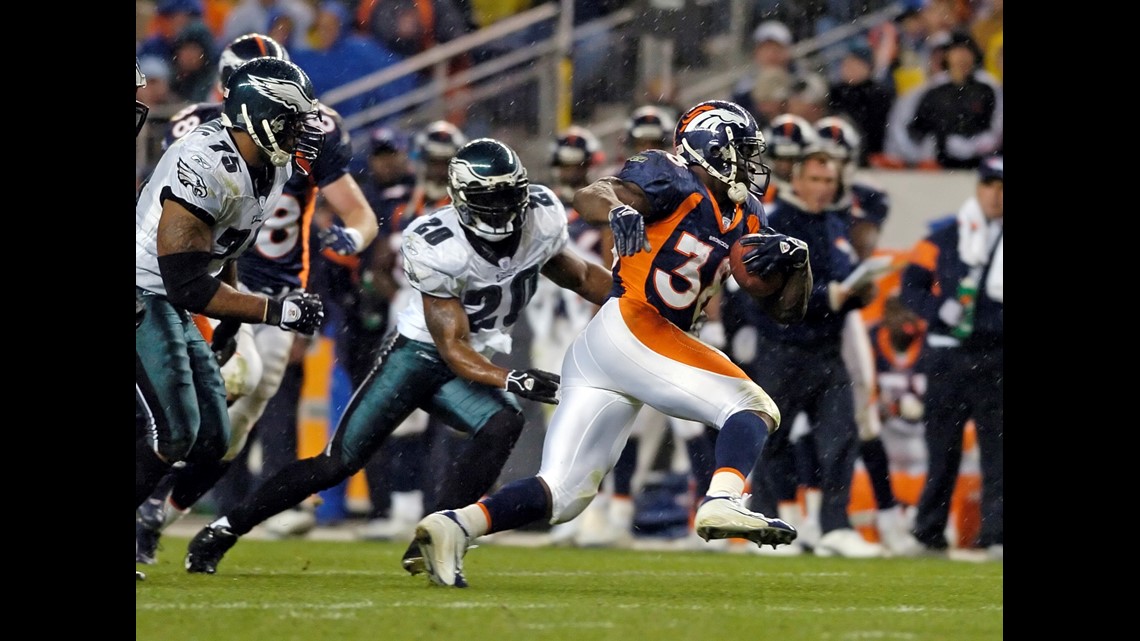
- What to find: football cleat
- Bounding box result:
[414,512,471,588]
[136,570,146,581]
[401,541,425,576]
[693,495,798,548]
[135,497,166,565]
[185,524,238,574]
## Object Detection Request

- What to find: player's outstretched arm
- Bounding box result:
[316,174,380,256]
[540,250,612,306]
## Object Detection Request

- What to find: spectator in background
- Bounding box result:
[867,0,962,98]
[884,30,1001,169]
[357,0,474,125]
[222,0,314,46]
[970,0,1002,62]
[760,113,820,207]
[900,156,1003,560]
[599,104,677,181]
[169,21,220,103]
[784,71,829,128]
[732,20,798,129]
[826,40,894,167]
[138,0,207,62]
[291,1,419,132]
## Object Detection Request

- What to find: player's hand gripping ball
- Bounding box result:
[729,233,790,298]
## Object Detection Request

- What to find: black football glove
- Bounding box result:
[210,319,242,367]
[740,228,809,277]
[505,369,561,404]
[608,205,651,257]
[266,290,325,335]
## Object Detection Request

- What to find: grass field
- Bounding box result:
[136,534,1003,641]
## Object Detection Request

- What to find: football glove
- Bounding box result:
[266,290,325,335]
[505,369,561,404]
[211,319,242,367]
[740,229,809,277]
[608,205,651,257]
[318,226,364,256]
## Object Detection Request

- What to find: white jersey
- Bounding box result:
[396,184,569,356]
[136,120,291,295]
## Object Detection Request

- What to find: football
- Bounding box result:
[729,234,787,299]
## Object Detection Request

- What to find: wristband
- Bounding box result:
[264,297,283,325]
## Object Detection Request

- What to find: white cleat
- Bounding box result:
[693,495,798,549]
[414,512,471,588]
[814,528,884,558]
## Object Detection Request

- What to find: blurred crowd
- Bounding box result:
[136,0,1002,562]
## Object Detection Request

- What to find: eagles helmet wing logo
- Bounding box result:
[177,158,209,198]
[247,74,316,114]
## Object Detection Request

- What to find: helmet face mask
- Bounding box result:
[447,139,530,242]
[222,57,321,175]
[675,100,771,203]
[136,58,149,137]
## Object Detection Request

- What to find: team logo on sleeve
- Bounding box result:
[177,158,209,198]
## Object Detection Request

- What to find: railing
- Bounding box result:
[138,1,902,176]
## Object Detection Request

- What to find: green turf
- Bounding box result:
[136,536,1002,641]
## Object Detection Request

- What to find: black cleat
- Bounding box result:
[185,525,238,574]
[401,541,424,576]
[135,497,166,565]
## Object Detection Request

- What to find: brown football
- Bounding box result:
[730,234,787,298]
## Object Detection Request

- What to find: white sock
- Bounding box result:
[452,505,489,538]
[706,471,746,499]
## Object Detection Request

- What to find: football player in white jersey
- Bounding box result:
[135,57,327,546]
[185,138,613,575]
[135,35,381,564]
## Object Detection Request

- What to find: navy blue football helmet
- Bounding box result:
[765,113,821,160]
[814,116,861,163]
[674,100,770,203]
[218,33,290,89]
[447,139,530,241]
[221,57,322,174]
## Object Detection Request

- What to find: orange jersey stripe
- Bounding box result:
[617,192,703,303]
[618,297,747,379]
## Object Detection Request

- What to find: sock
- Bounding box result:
[714,411,767,478]
[453,504,490,538]
[476,476,550,535]
[707,469,746,499]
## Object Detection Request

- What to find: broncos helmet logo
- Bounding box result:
[680,107,750,135]
[177,158,209,199]
[247,74,316,115]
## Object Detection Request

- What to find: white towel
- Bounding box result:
[957,197,1003,302]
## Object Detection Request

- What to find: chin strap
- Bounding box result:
[242,103,290,167]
